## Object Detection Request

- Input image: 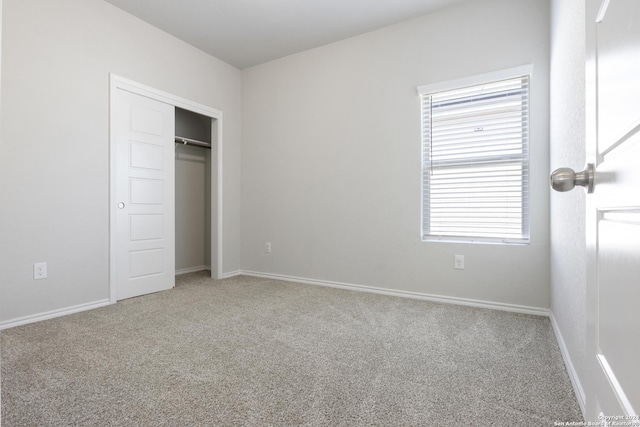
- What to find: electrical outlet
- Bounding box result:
[265,242,272,253]
[454,255,464,270]
[34,262,48,280]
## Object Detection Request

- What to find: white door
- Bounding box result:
[586,0,640,420]
[114,88,175,300]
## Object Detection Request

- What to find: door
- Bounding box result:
[586,0,640,420]
[114,88,175,300]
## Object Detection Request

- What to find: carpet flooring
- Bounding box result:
[1,272,583,426]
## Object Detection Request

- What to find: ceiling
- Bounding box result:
[104,0,467,69]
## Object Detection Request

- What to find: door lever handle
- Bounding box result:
[550,163,595,193]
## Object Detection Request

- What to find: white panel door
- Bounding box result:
[586,0,640,421]
[114,88,175,300]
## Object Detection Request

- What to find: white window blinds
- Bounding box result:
[420,71,530,244]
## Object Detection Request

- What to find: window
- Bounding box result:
[419,66,531,244]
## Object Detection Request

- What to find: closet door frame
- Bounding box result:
[109,74,224,303]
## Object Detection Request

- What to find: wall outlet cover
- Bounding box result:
[454,255,465,270]
[34,262,48,279]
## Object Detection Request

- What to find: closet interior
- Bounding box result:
[174,107,214,275]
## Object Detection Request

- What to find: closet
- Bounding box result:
[174,107,214,275]
[111,75,224,302]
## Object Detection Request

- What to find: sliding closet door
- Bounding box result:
[114,89,175,300]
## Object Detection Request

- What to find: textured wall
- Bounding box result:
[175,146,209,272]
[241,0,551,309]
[549,0,587,410]
[0,0,242,323]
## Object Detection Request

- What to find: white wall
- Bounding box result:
[175,145,210,273]
[549,0,587,412]
[1,0,3,419]
[0,0,242,324]
[174,109,213,273]
[241,0,551,310]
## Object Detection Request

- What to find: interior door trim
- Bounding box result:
[596,354,636,415]
[109,74,224,303]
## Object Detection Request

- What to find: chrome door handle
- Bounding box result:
[118,202,126,209]
[550,163,595,193]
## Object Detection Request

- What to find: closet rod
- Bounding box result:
[175,136,212,149]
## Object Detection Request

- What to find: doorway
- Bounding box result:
[109,74,223,303]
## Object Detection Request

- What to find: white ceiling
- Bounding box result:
[104,0,467,69]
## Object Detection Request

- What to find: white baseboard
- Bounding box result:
[0,271,549,325]
[549,312,586,417]
[1,269,581,419]
[0,299,111,330]
[0,269,240,330]
[241,270,549,317]
[220,270,242,279]
[175,265,209,275]
[240,271,593,410]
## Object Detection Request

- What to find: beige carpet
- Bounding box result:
[1,272,582,426]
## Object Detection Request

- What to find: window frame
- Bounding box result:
[418,65,533,245]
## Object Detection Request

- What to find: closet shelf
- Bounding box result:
[175,136,212,149]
